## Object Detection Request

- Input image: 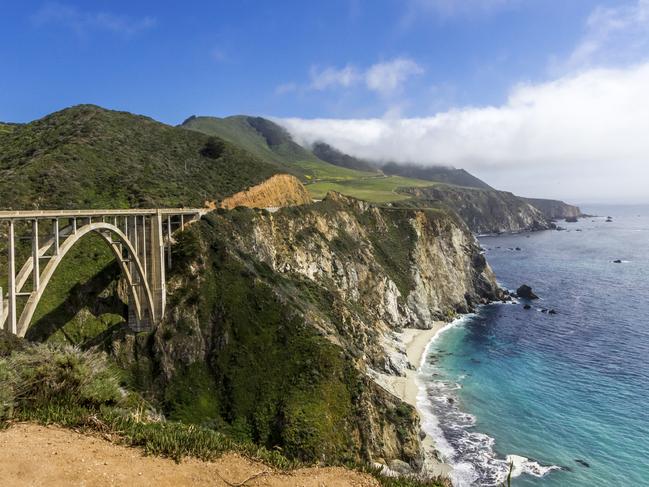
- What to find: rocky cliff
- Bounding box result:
[523,197,582,220]
[115,192,504,473]
[403,185,552,234]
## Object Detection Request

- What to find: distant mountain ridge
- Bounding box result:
[181,113,582,232]
[380,162,493,190]
[522,197,582,220]
[310,141,378,172]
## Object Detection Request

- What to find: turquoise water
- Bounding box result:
[419,206,649,486]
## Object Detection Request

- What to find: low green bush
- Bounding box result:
[5,344,122,410]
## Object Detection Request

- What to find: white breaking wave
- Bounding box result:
[506,455,562,478]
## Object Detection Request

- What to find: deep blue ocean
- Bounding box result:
[418,205,649,486]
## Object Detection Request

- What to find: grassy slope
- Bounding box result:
[380,162,493,190]
[181,115,319,168]
[307,176,437,203]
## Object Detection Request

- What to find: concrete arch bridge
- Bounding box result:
[0,208,205,337]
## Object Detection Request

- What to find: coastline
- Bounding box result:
[374,322,455,479]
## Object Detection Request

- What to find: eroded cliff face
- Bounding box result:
[226,193,500,331]
[404,185,552,234]
[218,174,312,209]
[135,192,503,472]
[523,197,582,220]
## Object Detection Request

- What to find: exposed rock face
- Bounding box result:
[219,174,312,209]
[516,285,539,300]
[404,185,551,234]
[523,197,582,220]
[143,192,504,472]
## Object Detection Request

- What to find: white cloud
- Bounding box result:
[561,0,649,70]
[309,64,361,90]
[365,58,424,96]
[32,2,156,37]
[301,57,423,96]
[279,63,649,203]
[275,82,298,95]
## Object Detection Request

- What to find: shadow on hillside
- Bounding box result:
[25,261,128,344]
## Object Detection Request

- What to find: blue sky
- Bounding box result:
[0,0,617,123]
[1,0,648,202]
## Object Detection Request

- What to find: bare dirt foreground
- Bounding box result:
[0,423,379,487]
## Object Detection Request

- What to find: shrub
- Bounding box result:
[5,344,122,411]
[200,137,226,159]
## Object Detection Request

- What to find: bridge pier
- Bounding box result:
[7,220,16,335]
[0,208,205,337]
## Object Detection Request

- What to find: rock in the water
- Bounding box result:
[515,247,522,251]
[565,216,578,223]
[389,459,414,475]
[541,308,548,313]
[613,259,622,264]
[548,309,557,315]
[523,304,532,310]
[517,284,539,300]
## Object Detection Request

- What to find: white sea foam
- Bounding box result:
[506,455,562,478]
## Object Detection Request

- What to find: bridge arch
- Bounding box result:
[16,222,155,338]
[1,208,205,337]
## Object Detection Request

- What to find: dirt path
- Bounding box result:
[0,423,379,487]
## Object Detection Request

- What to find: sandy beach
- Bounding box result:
[373,322,453,479]
[379,323,446,408]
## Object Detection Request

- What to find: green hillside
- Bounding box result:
[380,162,493,190]
[311,141,378,172]
[0,105,278,210]
[0,122,16,134]
[181,115,316,168]
[307,176,437,203]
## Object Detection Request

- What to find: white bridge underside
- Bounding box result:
[0,208,205,337]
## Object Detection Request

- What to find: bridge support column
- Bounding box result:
[32,220,40,292]
[6,221,16,334]
[150,211,166,323]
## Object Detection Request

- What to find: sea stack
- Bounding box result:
[517,284,539,300]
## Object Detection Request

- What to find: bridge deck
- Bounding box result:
[0,208,207,220]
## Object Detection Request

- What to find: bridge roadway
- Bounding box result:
[0,208,206,337]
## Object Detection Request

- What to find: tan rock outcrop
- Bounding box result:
[219,174,311,209]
